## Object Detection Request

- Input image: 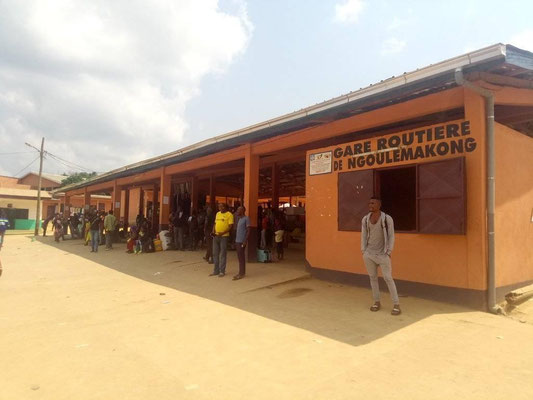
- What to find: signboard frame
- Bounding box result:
[309,151,333,176]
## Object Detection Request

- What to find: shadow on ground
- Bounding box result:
[34,235,472,347]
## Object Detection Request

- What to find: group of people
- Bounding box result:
[190,197,402,315]
[42,212,82,242]
[207,203,250,280]
[126,214,155,254]
[42,209,118,252]
[164,202,287,280]
[34,195,401,315]
[259,208,286,261]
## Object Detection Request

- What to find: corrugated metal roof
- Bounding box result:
[0,187,53,199]
[61,43,533,192]
[19,172,67,184]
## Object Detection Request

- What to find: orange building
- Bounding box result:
[61,44,533,310]
[0,172,112,228]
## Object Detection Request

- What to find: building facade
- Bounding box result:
[60,44,533,309]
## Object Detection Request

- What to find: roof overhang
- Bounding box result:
[61,43,533,192]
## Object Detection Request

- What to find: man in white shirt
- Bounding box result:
[361,197,401,316]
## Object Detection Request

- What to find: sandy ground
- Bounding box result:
[1,235,532,400]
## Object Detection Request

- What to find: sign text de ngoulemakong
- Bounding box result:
[332,121,476,171]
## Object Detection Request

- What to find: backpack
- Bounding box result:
[365,212,389,236]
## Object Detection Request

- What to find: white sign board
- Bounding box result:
[309,151,332,176]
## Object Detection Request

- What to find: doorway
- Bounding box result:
[376,166,417,231]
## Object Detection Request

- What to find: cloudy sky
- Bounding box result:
[1,0,532,177]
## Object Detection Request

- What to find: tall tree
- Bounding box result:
[60,172,97,187]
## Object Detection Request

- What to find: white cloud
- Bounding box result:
[0,0,253,176]
[380,37,406,55]
[387,14,416,31]
[509,29,533,52]
[387,17,405,31]
[335,0,365,23]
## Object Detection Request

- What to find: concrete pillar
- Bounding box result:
[123,189,130,228]
[64,194,71,217]
[112,180,121,219]
[272,163,280,210]
[244,145,259,261]
[128,187,141,225]
[152,187,159,232]
[83,187,91,214]
[139,189,145,217]
[159,168,171,230]
[209,174,215,207]
[191,176,199,212]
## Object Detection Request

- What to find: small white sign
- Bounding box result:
[309,151,332,176]
[115,201,120,208]
[163,196,169,205]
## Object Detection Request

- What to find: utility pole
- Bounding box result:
[33,138,45,236]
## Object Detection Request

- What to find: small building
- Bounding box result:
[0,175,55,229]
[60,44,533,309]
[0,173,112,229]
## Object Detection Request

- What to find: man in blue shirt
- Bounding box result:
[233,206,250,280]
[0,210,10,251]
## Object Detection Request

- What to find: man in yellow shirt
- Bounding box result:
[209,203,234,277]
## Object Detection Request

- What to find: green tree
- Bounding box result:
[60,172,97,187]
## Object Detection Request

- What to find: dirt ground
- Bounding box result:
[1,235,532,400]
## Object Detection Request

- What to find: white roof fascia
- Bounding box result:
[65,43,507,191]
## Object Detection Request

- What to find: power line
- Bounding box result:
[46,152,93,173]
[46,154,86,174]
[25,142,94,173]
[47,151,92,172]
[13,155,40,177]
[0,151,34,155]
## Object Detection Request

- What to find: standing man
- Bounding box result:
[203,206,215,264]
[210,203,233,277]
[70,213,80,239]
[187,209,199,251]
[53,213,63,243]
[89,212,102,253]
[42,215,52,237]
[99,211,106,245]
[0,210,9,251]
[172,207,185,250]
[104,210,117,250]
[233,206,250,280]
[60,213,68,240]
[361,197,401,316]
[260,210,269,249]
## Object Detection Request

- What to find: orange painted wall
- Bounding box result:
[128,188,141,225]
[42,199,59,217]
[68,196,112,211]
[41,196,112,216]
[306,93,488,290]
[0,176,28,188]
[494,122,533,287]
